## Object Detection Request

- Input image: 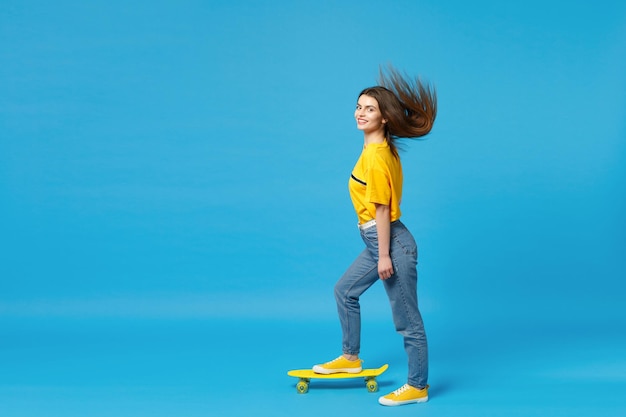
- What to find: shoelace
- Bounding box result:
[327,356,357,365]
[327,357,342,365]
[392,384,411,396]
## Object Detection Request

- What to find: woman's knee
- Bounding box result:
[334,281,347,304]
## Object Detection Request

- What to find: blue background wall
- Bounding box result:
[1,1,625,416]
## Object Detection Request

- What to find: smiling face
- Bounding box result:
[355,94,387,137]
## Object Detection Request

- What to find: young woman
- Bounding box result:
[312,66,437,406]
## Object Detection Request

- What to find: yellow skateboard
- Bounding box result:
[287,364,388,394]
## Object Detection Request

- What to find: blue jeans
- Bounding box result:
[334,220,428,388]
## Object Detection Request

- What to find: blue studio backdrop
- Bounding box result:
[1,1,625,417]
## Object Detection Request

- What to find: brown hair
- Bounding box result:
[359,65,437,157]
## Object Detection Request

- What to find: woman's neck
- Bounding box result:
[363,131,386,146]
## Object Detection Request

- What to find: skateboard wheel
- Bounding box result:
[366,378,378,393]
[296,380,309,394]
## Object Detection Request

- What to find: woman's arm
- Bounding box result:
[375,203,394,280]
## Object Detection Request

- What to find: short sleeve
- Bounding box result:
[365,161,391,205]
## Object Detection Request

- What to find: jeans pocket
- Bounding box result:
[391,229,417,256]
[360,227,379,249]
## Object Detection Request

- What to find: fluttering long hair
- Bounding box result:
[359,65,437,157]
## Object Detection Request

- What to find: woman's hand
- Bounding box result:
[378,254,394,280]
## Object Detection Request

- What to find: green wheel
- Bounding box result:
[296,380,309,394]
[366,378,378,393]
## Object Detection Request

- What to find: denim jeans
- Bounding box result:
[334,220,428,388]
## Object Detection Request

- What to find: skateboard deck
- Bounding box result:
[287,364,388,394]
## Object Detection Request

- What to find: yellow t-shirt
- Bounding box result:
[349,141,403,225]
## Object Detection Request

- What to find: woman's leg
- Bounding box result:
[334,248,380,356]
[381,223,428,388]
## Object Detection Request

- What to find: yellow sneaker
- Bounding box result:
[312,355,363,374]
[378,384,429,406]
